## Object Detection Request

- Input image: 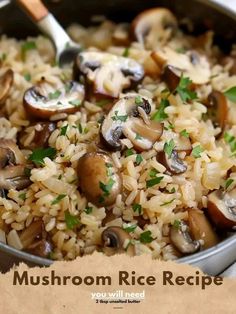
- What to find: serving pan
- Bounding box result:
[0,0,236,275]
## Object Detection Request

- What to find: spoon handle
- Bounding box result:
[16,0,48,22]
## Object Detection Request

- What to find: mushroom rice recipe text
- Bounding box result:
[13,270,223,290]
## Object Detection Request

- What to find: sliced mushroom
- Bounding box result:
[131,8,177,49]
[77,152,121,207]
[102,226,135,256]
[162,65,182,91]
[170,221,200,254]
[74,51,144,98]
[158,150,187,174]
[20,220,43,249]
[0,69,14,105]
[0,147,15,168]
[207,189,236,229]
[0,165,31,190]
[101,96,163,151]
[23,80,85,119]
[152,47,211,84]
[206,91,228,131]
[0,139,25,165]
[26,239,53,258]
[188,208,219,249]
[20,122,56,149]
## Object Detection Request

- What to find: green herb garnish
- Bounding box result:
[99,178,115,196]
[51,194,66,205]
[180,129,189,138]
[176,75,197,102]
[21,41,37,60]
[123,224,137,233]
[173,219,181,229]
[151,98,169,122]
[84,206,93,214]
[19,193,26,201]
[224,132,236,153]
[69,99,81,107]
[225,178,234,190]
[60,124,68,136]
[125,149,134,157]
[28,147,56,166]
[149,168,158,178]
[49,90,61,100]
[111,111,128,122]
[191,145,204,158]
[160,199,175,206]
[135,95,143,105]
[146,176,164,188]
[224,86,236,103]
[164,139,175,158]
[96,99,111,107]
[132,203,142,214]
[24,73,31,82]
[140,230,154,243]
[122,47,130,57]
[135,154,143,165]
[135,133,142,140]
[65,210,80,229]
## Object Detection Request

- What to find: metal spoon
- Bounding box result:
[16,0,81,66]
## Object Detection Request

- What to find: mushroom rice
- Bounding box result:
[0,8,236,261]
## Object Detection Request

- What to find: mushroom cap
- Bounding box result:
[77,152,121,207]
[0,69,14,105]
[158,150,187,175]
[23,80,85,119]
[74,51,144,98]
[207,189,236,229]
[152,47,211,84]
[131,8,177,49]
[0,139,25,165]
[0,165,31,190]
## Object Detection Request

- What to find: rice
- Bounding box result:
[0,8,235,262]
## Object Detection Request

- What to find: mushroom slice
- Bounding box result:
[20,122,56,150]
[188,208,219,249]
[74,51,144,97]
[158,150,187,174]
[152,47,211,84]
[77,152,121,207]
[206,91,228,131]
[23,80,85,119]
[101,95,162,151]
[123,118,163,151]
[131,8,177,49]
[0,69,14,105]
[162,65,182,91]
[102,226,135,256]
[0,147,15,168]
[0,165,31,190]
[26,239,53,258]
[207,189,236,229]
[170,220,201,254]
[0,139,25,165]
[20,220,43,249]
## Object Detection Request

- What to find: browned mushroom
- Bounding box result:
[131,8,177,49]
[0,165,31,190]
[158,150,187,174]
[23,80,85,119]
[0,69,14,106]
[0,139,25,165]
[73,51,144,98]
[207,189,236,229]
[20,220,43,249]
[188,208,219,249]
[162,65,180,91]
[101,96,163,151]
[26,239,53,258]
[102,226,135,256]
[152,48,211,85]
[170,220,201,254]
[77,152,121,207]
[19,122,56,149]
[0,147,15,168]
[206,91,228,131]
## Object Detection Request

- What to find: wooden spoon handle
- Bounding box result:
[16,0,48,22]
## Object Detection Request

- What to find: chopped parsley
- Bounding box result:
[191,145,204,158]
[111,111,128,122]
[84,206,93,214]
[135,133,142,140]
[225,178,234,190]
[69,99,81,107]
[146,176,164,188]
[24,73,31,82]
[60,124,68,136]
[125,149,134,157]
[122,47,130,57]
[28,147,56,166]
[149,168,158,178]
[49,90,61,100]
[78,123,83,134]
[160,199,175,206]
[132,203,142,214]
[173,219,181,229]
[65,211,80,229]
[105,162,113,176]
[123,224,137,233]
[135,154,143,165]
[51,194,66,205]
[151,98,169,122]
[224,86,236,103]
[135,95,143,105]
[19,193,26,201]
[224,132,236,153]
[21,41,37,60]
[96,99,111,107]
[164,139,175,158]
[140,230,154,243]
[176,75,197,102]
[170,187,176,193]
[99,178,115,197]
[180,129,189,138]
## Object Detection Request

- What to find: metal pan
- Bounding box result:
[0,0,235,275]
